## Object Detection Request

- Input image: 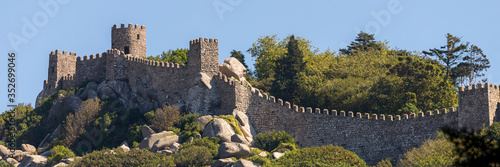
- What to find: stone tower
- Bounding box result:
[47,49,77,93]
[187,38,219,78]
[111,23,146,58]
[458,83,500,131]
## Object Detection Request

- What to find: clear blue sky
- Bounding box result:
[1,0,499,113]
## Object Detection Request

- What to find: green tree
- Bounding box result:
[339,31,383,55]
[230,50,248,68]
[270,35,306,104]
[398,138,456,167]
[453,44,490,86]
[423,33,467,80]
[145,48,188,64]
[442,126,500,167]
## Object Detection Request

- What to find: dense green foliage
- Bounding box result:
[374,158,392,167]
[483,121,500,141]
[69,148,175,167]
[254,130,296,152]
[47,145,75,166]
[247,33,458,115]
[0,89,75,147]
[174,114,202,141]
[150,105,182,132]
[0,162,13,167]
[248,155,272,165]
[398,139,456,167]
[270,35,305,104]
[145,48,189,64]
[173,137,220,167]
[339,31,383,55]
[442,124,500,166]
[265,145,367,167]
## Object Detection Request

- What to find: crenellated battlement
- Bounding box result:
[189,37,218,45]
[49,49,77,57]
[126,56,186,69]
[112,23,146,30]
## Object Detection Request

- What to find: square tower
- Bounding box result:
[111,23,146,58]
[458,82,500,131]
[187,38,219,78]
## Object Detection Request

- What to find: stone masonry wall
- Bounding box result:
[458,83,499,131]
[215,78,460,165]
[75,53,107,84]
[111,23,146,58]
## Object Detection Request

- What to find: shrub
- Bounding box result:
[265,145,367,167]
[248,155,271,165]
[47,145,75,165]
[150,105,181,131]
[144,110,154,123]
[398,139,455,167]
[216,115,242,136]
[484,122,500,141]
[62,98,102,147]
[374,158,392,167]
[175,114,202,141]
[254,130,295,152]
[271,142,296,153]
[0,161,13,167]
[181,137,220,157]
[69,148,174,167]
[173,145,215,167]
[249,148,265,157]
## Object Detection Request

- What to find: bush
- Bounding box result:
[0,161,13,167]
[398,139,455,167]
[374,158,392,167]
[69,148,174,167]
[150,105,181,131]
[271,142,296,153]
[249,148,265,157]
[254,130,295,152]
[175,114,202,141]
[484,122,500,141]
[265,145,367,167]
[62,98,102,147]
[47,145,75,165]
[181,137,220,157]
[248,155,271,165]
[173,145,215,167]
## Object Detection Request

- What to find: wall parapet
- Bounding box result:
[239,79,459,123]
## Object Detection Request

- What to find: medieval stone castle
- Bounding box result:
[36,23,500,164]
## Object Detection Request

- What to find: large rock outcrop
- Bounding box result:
[217,142,251,159]
[219,57,247,81]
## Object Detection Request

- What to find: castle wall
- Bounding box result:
[118,53,190,110]
[215,76,460,165]
[75,53,107,85]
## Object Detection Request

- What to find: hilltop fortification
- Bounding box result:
[36,23,500,165]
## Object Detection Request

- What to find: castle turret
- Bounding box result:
[47,49,77,93]
[187,38,219,78]
[111,23,146,58]
[458,82,500,131]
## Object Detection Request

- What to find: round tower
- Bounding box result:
[111,23,146,58]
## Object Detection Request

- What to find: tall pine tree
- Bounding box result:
[271,35,305,104]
